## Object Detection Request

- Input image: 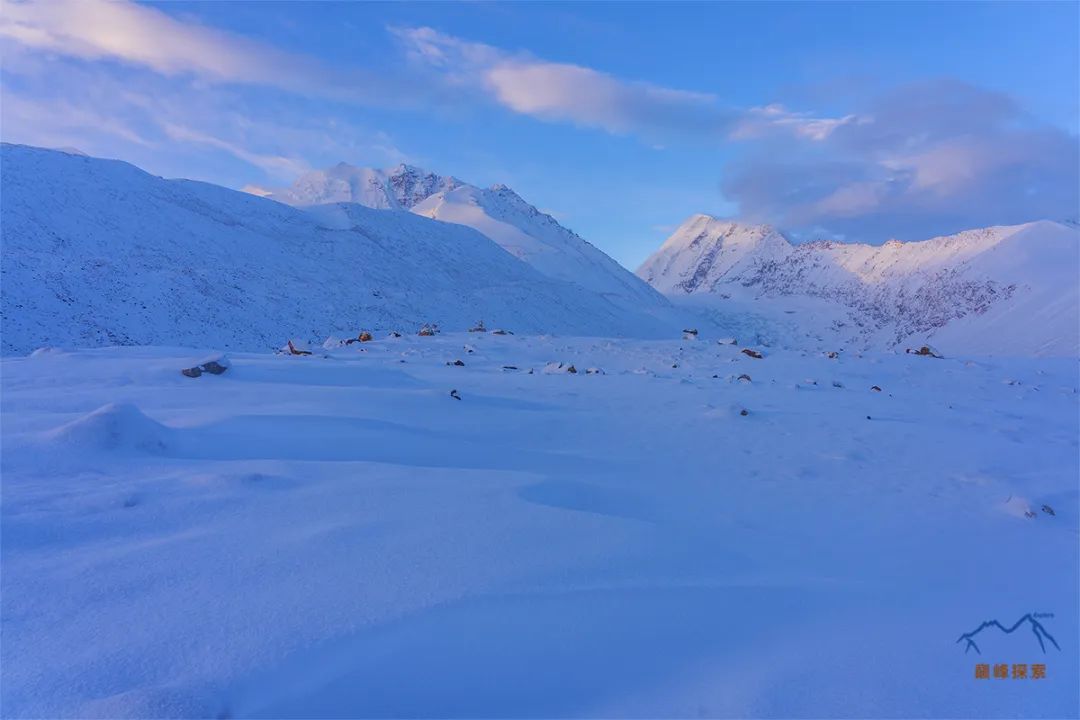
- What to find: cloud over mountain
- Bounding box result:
[722,80,1080,242]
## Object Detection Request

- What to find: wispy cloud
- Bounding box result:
[1,0,308,81]
[392,26,846,143]
[158,122,311,179]
[723,80,1080,240]
[730,104,860,142]
[1,53,407,183]
[0,0,419,106]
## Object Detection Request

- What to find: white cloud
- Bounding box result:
[723,81,1080,241]
[730,104,859,142]
[1,0,302,81]
[0,57,408,183]
[159,122,311,180]
[392,27,854,144]
[395,26,851,143]
[0,0,415,106]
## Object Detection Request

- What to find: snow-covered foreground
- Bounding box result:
[2,334,1077,718]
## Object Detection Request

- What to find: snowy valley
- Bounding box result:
[3,333,1077,717]
[1,144,1078,719]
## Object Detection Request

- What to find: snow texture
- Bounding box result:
[2,335,1076,717]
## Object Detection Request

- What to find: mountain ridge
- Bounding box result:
[0,144,679,354]
[266,162,670,314]
[638,214,1079,355]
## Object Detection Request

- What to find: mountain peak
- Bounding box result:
[661,215,786,252]
[263,159,669,312]
[637,214,1078,355]
[387,162,436,178]
[638,216,791,294]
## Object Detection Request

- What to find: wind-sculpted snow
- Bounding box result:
[2,335,1076,716]
[638,215,1080,356]
[0,145,677,354]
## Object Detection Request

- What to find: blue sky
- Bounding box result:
[2,1,1077,268]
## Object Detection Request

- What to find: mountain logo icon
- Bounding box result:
[956,613,1061,655]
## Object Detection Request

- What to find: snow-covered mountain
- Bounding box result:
[638,214,1080,356]
[270,162,462,211]
[268,163,669,313]
[0,144,677,354]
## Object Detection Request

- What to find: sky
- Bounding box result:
[2,1,1078,269]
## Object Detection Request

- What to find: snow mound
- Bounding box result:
[29,346,65,358]
[42,403,170,454]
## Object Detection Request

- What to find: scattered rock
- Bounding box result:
[739,408,749,416]
[1024,510,1037,519]
[502,365,518,371]
[682,328,699,336]
[804,378,818,385]
[1042,504,1056,516]
[825,351,839,359]
[737,373,752,383]
[468,320,487,332]
[464,344,476,354]
[284,340,312,356]
[832,380,844,389]
[418,324,439,337]
[358,331,373,343]
[449,389,461,400]
[585,367,605,375]
[716,337,737,345]
[447,359,465,367]
[741,348,763,359]
[201,358,229,375]
[870,385,882,392]
[181,366,203,378]
[907,345,943,358]
[491,329,513,335]
[388,331,402,338]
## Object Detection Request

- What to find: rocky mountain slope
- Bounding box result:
[268,163,669,314]
[0,145,676,354]
[638,215,1079,356]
